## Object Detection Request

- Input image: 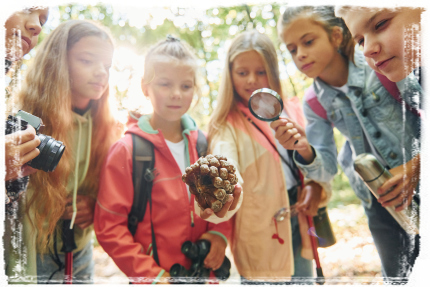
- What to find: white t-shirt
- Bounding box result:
[165,139,190,200]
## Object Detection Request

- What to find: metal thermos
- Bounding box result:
[354,153,419,235]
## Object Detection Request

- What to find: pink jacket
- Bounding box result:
[94,114,231,282]
[210,100,303,280]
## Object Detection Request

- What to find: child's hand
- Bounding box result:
[199,184,242,220]
[62,195,96,229]
[270,117,314,163]
[377,155,420,211]
[5,125,40,181]
[199,232,227,271]
[295,181,322,216]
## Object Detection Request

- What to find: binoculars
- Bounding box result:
[170,239,231,284]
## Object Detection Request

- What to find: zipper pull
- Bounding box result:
[190,211,194,227]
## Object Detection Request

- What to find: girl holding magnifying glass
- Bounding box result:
[273,6,420,282]
[208,30,329,284]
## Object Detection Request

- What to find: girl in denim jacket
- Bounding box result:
[272,6,420,283]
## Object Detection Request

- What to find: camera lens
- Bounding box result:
[28,134,66,172]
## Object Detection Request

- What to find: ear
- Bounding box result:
[331,26,344,49]
[141,78,149,97]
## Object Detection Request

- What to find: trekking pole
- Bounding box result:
[306,216,325,285]
[61,220,77,284]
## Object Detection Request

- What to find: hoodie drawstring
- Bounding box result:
[70,116,93,229]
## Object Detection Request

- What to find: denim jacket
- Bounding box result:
[294,50,421,208]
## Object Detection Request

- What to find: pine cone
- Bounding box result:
[182,154,238,212]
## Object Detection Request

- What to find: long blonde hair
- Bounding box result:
[16,20,121,251]
[208,30,282,145]
[278,6,355,63]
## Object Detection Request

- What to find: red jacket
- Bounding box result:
[94,114,231,282]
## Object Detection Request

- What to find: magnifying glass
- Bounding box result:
[248,88,298,144]
[248,88,283,121]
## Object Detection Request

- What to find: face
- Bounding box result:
[231,50,270,103]
[342,7,422,82]
[142,62,195,124]
[5,6,49,61]
[282,18,340,80]
[67,36,113,110]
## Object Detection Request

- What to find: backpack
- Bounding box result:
[128,130,207,265]
[305,72,421,120]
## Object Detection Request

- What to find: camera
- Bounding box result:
[169,239,231,284]
[5,110,66,172]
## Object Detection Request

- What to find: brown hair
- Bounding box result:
[278,5,355,63]
[16,20,122,252]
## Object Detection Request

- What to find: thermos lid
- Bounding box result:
[353,153,385,182]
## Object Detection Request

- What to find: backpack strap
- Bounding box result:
[130,134,160,265]
[196,129,208,158]
[304,85,328,121]
[375,72,421,118]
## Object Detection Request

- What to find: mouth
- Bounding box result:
[375,57,394,69]
[89,83,105,90]
[21,36,31,50]
[301,62,314,71]
[167,105,182,109]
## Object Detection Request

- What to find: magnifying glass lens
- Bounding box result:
[248,88,283,121]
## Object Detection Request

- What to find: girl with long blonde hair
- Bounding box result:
[6,20,122,284]
[208,30,326,283]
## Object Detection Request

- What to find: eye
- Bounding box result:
[182,84,193,90]
[375,19,389,31]
[288,47,296,55]
[304,39,314,46]
[257,70,266,76]
[80,59,92,64]
[237,71,247,76]
[357,38,364,47]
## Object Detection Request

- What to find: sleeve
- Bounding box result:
[94,140,165,282]
[293,99,339,184]
[198,125,244,224]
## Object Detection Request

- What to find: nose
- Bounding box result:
[297,47,307,61]
[363,37,380,59]
[94,62,109,78]
[171,86,182,100]
[25,14,42,37]
[247,73,257,84]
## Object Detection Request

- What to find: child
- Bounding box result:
[94,36,232,284]
[275,6,420,283]
[6,20,122,284]
[5,5,49,206]
[5,5,50,73]
[335,6,424,83]
[207,30,327,284]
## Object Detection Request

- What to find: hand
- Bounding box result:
[199,232,227,271]
[5,125,40,181]
[270,117,314,163]
[62,195,96,229]
[377,155,420,211]
[295,182,322,216]
[199,184,242,220]
[156,271,171,284]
